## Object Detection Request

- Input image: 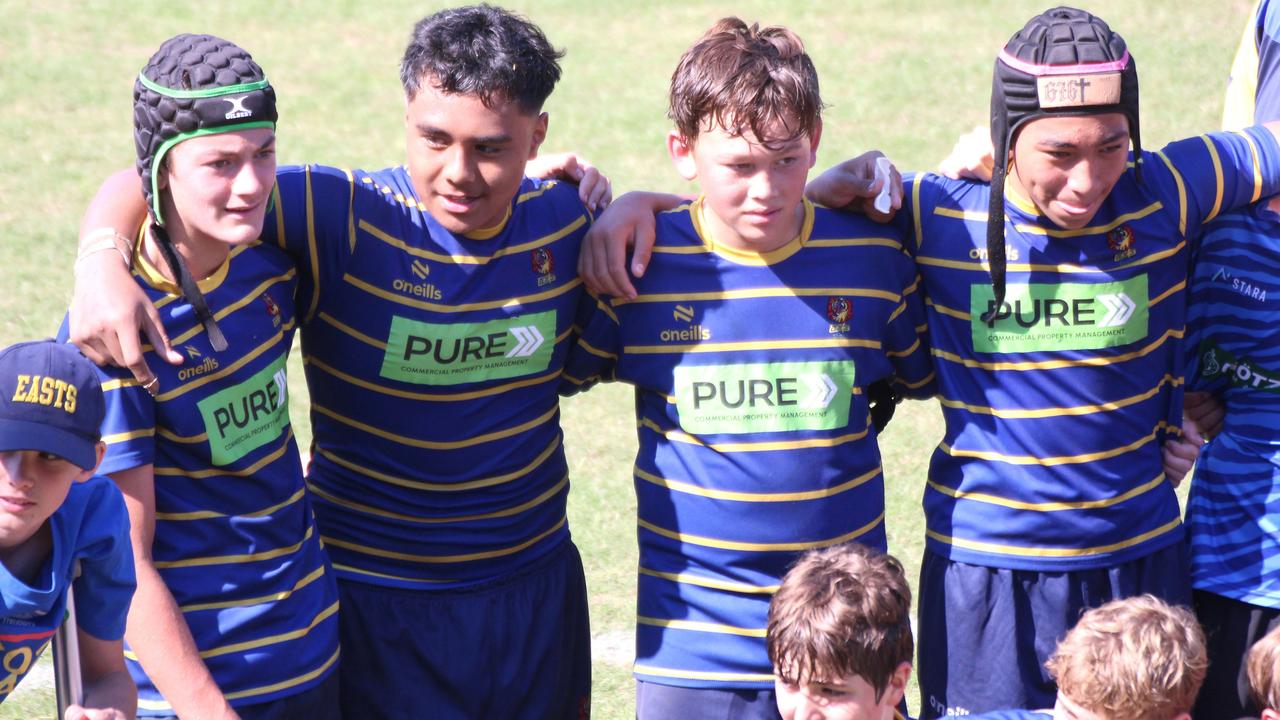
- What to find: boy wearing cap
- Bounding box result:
[66,34,342,719]
[0,340,135,719]
[582,6,1280,717]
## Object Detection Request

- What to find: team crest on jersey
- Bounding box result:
[531,248,556,286]
[1107,225,1136,261]
[827,296,851,333]
[260,292,282,327]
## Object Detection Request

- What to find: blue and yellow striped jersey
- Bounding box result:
[263,165,592,589]
[1224,0,1280,128]
[906,126,1280,572]
[564,198,934,688]
[1186,200,1280,608]
[89,241,340,715]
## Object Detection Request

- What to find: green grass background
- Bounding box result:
[0,1,1252,717]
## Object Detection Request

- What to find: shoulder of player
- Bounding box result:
[512,177,592,222]
[56,475,129,545]
[902,170,990,215]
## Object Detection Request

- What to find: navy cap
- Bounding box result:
[0,341,106,470]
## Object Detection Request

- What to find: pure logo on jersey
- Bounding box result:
[260,292,281,328]
[532,248,556,287]
[827,296,851,334]
[381,310,556,386]
[673,360,855,434]
[9,376,77,414]
[970,275,1148,353]
[196,355,289,465]
[223,94,253,120]
[1210,266,1268,302]
[1200,340,1280,393]
[1107,225,1137,261]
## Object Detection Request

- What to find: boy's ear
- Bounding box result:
[668,130,698,181]
[76,442,106,482]
[808,119,823,167]
[882,661,911,708]
[527,112,549,160]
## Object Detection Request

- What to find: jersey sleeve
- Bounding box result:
[559,290,620,396]
[71,478,136,641]
[261,164,356,323]
[1147,125,1280,241]
[96,364,156,476]
[886,254,936,400]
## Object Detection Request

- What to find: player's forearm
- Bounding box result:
[78,169,147,254]
[80,669,136,720]
[125,562,239,720]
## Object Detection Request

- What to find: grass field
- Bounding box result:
[0,1,1254,717]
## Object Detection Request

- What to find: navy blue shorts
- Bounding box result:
[916,542,1189,719]
[636,680,779,720]
[336,539,591,720]
[1192,588,1280,720]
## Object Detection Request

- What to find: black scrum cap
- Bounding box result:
[984,7,1139,321]
[133,34,277,351]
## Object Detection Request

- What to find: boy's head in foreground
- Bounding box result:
[1248,624,1280,720]
[983,6,1140,318]
[400,4,564,234]
[0,341,106,553]
[767,543,912,720]
[667,17,823,253]
[1047,595,1206,720]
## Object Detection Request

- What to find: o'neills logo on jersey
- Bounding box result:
[196,355,289,466]
[673,360,856,434]
[178,355,220,382]
[392,277,442,300]
[531,248,556,286]
[661,304,711,341]
[380,310,556,386]
[970,275,1149,353]
[969,244,1020,262]
[827,296,851,334]
[1107,225,1137,261]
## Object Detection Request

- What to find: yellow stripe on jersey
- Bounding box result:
[617,286,901,306]
[357,214,586,265]
[637,512,882,552]
[305,351,564,402]
[313,403,557,450]
[307,474,567,524]
[199,601,338,660]
[912,174,928,254]
[1016,202,1164,238]
[100,378,141,392]
[625,338,882,355]
[321,514,566,563]
[102,427,154,445]
[156,323,293,401]
[153,428,295,479]
[316,311,386,349]
[179,565,326,613]
[1151,279,1186,307]
[576,338,617,360]
[932,206,990,223]
[152,525,314,569]
[156,487,306,521]
[271,184,287,252]
[804,237,905,251]
[931,328,1181,371]
[1200,135,1226,223]
[638,566,779,595]
[135,646,342,712]
[314,436,561,492]
[633,664,776,683]
[915,240,1184,275]
[342,271,582,313]
[639,417,871,452]
[939,422,1167,466]
[157,273,296,349]
[330,563,458,585]
[926,471,1168,512]
[156,426,208,444]
[637,616,767,638]
[886,336,922,358]
[938,374,1182,418]
[1152,151,1189,236]
[926,516,1182,558]
[303,167,323,321]
[634,465,878,502]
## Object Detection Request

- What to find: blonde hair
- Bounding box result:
[1247,623,1280,711]
[1046,595,1206,720]
[766,543,912,702]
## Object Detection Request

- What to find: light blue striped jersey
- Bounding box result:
[89,240,339,715]
[263,165,592,589]
[1224,0,1280,127]
[905,126,1280,571]
[565,198,934,688]
[1186,199,1280,608]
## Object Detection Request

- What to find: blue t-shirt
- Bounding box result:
[262,165,592,589]
[1225,0,1280,126]
[564,198,934,688]
[902,126,1280,571]
[1186,199,1280,608]
[0,476,133,702]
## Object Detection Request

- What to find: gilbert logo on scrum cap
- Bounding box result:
[223,94,253,120]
